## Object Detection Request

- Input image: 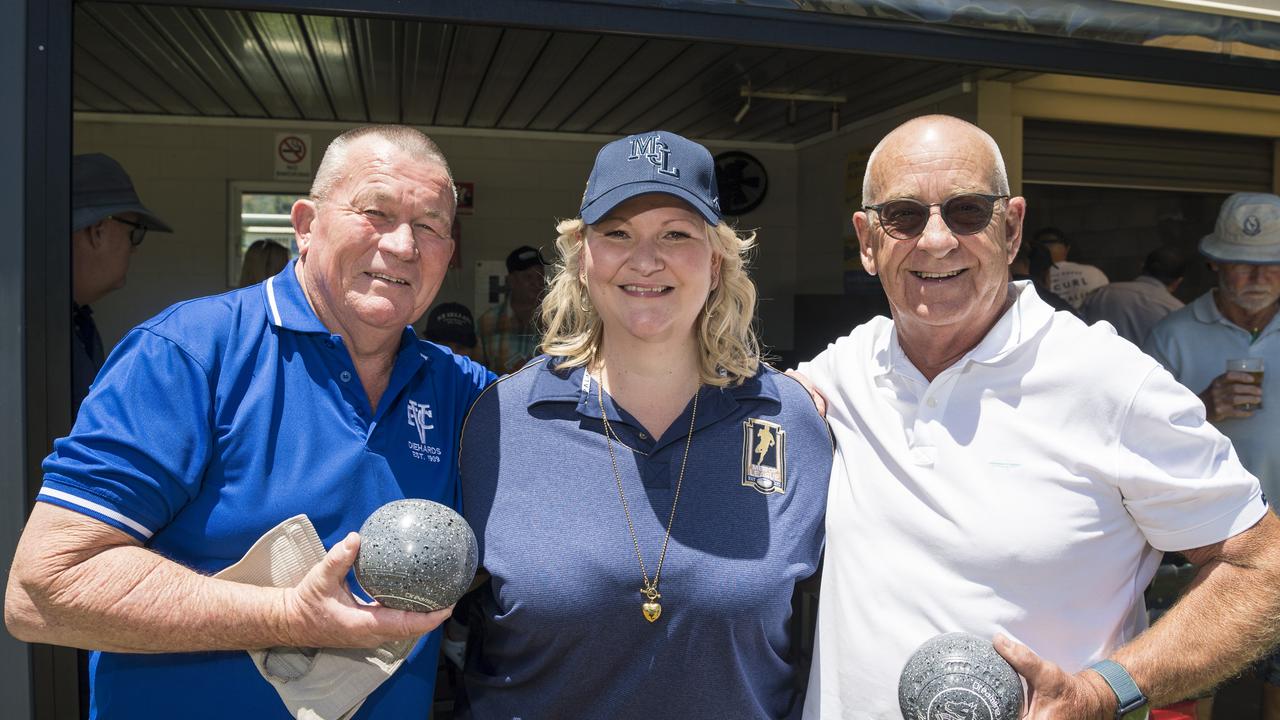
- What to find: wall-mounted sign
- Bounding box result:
[274,133,312,181]
[456,181,475,215]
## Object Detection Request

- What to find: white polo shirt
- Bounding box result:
[1144,291,1280,507]
[799,281,1265,720]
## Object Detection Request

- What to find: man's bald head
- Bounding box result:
[862,115,1009,206]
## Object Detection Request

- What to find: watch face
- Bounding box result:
[714,151,768,216]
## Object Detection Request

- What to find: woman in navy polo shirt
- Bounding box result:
[457,131,832,719]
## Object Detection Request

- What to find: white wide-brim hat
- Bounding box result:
[1200,192,1280,265]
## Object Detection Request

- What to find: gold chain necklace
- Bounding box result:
[601,413,650,456]
[596,371,698,623]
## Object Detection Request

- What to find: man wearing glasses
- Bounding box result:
[795,115,1280,719]
[70,153,172,414]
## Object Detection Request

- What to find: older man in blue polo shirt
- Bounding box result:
[5,125,494,719]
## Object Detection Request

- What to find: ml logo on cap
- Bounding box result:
[1243,215,1262,236]
[628,135,680,178]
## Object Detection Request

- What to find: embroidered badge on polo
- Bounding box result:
[406,400,442,463]
[742,418,786,494]
[627,135,680,178]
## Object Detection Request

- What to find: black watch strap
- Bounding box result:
[1089,659,1149,719]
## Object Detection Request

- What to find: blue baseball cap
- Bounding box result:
[579,131,721,226]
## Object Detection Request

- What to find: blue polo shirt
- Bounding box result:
[39,261,494,720]
[458,357,832,720]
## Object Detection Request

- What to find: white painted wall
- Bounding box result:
[74,119,800,354]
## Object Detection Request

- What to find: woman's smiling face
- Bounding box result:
[582,193,720,347]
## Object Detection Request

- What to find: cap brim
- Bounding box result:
[72,203,174,233]
[1199,233,1280,265]
[581,182,720,226]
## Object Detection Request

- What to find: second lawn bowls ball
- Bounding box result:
[898,632,1025,720]
[355,499,479,612]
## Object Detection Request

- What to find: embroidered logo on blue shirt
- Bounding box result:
[407,400,442,463]
[408,400,435,444]
[742,418,786,494]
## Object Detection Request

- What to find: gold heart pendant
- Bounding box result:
[642,601,662,622]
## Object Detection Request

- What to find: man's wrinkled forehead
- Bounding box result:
[871,129,996,198]
[337,136,453,192]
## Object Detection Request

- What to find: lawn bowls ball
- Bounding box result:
[898,632,1024,720]
[355,499,478,612]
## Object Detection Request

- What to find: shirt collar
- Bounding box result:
[884,280,1051,382]
[1190,290,1280,336]
[526,356,780,427]
[262,259,329,334]
[263,260,429,362]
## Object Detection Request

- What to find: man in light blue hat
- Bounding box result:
[70,153,174,414]
[1145,191,1280,720]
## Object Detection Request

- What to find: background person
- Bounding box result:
[1010,239,1076,315]
[477,245,546,374]
[70,153,173,415]
[423,301,480,361]
[238,238,291,288]
[458,131,831,719]
[5,125,494,719]
[1084,245,1186,347]
[1144,192,1280,720]
[795,115,1280,720]
[1039,226,1110,310]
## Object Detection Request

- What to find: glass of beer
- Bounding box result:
[1227,358,1264,410]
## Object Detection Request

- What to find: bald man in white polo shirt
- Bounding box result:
[797,115,1280,720]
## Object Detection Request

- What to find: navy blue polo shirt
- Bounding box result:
[459,357,832,720]
[39,261,494,720]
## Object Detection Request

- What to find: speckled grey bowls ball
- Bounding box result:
[898,632,1025,720]
[354,499,478,613]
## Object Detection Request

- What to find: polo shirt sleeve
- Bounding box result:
[39,327,215,543]
[464,357,498,405]
[1115,365,1266,552]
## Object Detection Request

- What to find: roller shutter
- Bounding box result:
[1023,120,1273,193]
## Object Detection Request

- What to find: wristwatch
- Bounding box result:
[1089,659,1150,719]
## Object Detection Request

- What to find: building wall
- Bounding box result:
[73,119,800,353]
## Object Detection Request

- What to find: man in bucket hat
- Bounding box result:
[70,153,174,414]
[1145,192,1280,720]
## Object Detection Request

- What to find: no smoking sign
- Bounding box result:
[274,132,312,180]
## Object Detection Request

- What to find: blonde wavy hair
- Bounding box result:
[539,215,760,387]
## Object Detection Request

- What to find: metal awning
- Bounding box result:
[72,2,999,144]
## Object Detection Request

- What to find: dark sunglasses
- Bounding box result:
[110,216,148,247]
[863,193,1009,240]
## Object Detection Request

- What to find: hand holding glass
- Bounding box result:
[1226,358,1264,411]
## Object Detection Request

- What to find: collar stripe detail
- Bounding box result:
[265,276,283,327]
[39,487,153,539]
